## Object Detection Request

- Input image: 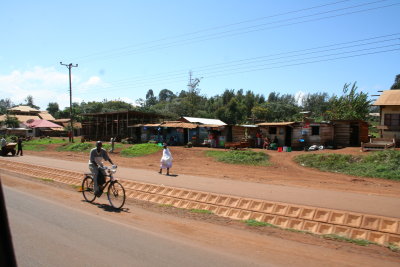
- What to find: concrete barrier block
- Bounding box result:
[215,196,229,206]
[379,218,399,234]
[237,210,252,221]
[196,193,209,202]
[299,208,316,220]
[206,205,219,213]
[147,185,159,194]
[329,212,346,225]
[163,187,174,196]
[178,190,190,199]
[350,229,369,240]
[261,214,276,224]
[187,191,200,201]
[344,213,363,228]
[146,194,157,202]
[317,223,334,235]
[141,184,151,192]
[170,189,182,198]
[361,215,381,231]
[237,198,252,210]
[227,209,242,220]
[261,202,275,214]
[206,194,219,204]
[274,216,289,228]
[302,221,319,233]
[249,212,265,222]
[162,197,174,205]
[387,234,400,246]
[187,201,199,210]
[154,195,166,204]
[215,207,230,217]
[155,186,167,194]
[176,200,190,209]
[133,183,146,191]
[248,200,264,212]
[367,232,387,245]
[273,204,288,216]
[314,209,331,222]
[286,206,301,218]
[287,219,304,230]
[226,197,241,208]
[332,226,351,237]
[170,199,181,207]
[197,203,208,210]
[137,192,151,201]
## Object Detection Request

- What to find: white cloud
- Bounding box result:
[0,66,105,110]
[295,91,306,106]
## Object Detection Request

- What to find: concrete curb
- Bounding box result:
[1,159,399,247]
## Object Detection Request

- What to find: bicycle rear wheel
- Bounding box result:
[82,176,96,203]
[107,181,125,209]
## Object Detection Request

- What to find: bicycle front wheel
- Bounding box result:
[82,176,96,203]
[107,181,126,209]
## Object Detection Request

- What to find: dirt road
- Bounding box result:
[26,145,400,197]
[3,174,399,267]
[3,154,400,218]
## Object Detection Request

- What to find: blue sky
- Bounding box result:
[1,0,399,110]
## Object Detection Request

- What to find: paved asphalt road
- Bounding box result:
[4,186,264,267]
[4,155,400,217]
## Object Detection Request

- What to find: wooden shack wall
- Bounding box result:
[291,124,333,148]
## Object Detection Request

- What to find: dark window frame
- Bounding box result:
[311,126,320,136]
[268,127,277,135]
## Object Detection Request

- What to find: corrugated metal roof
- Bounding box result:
[181,116,227,125]
[38,111,55,121]
[257,122,295,126]
[162,122,197,129]
[0,114,41,123]
[373,90,400,106]
[8,105,40,112]
[198,124,226,128]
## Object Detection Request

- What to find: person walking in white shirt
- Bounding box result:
[159,143,173,176]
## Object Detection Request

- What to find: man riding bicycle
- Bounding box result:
[89,141,115,196]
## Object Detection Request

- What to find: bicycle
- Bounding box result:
[81,165,126,209]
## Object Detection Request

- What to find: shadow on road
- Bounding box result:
[80,200,130,213]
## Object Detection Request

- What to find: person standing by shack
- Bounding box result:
[159,143,173,176]
[1,136,6,156]
[16,137,23,156]
[109,137,115,153]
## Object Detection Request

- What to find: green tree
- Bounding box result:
[301,92,330,121]
[326,82,371,120]
[145,89,157,107]
[46,102,60,117]
[3,115,20,128]
[24,95,40,110]
[390,74,400,90]
[0,98,13,114]
[158,89,176,102]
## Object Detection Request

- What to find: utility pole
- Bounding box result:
[60,62,78,142]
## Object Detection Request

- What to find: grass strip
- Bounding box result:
[206,150,270,166]
[57,143,94,152]
[189,209,213,214]
[294,150,400,180]
[120,143,162,157]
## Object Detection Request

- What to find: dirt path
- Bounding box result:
[24,144,400,197]
[2,173,400,266]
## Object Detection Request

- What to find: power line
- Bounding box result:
[76,33,399,89]
[70,0,397,63]
[69,0,353,62]
[76,45,399,96]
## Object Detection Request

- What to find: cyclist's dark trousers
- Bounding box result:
[88,164,105,194]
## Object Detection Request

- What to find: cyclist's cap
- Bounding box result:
[96,141,102,146]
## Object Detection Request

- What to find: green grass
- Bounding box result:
[120,143,162,157]
[56,142,94,152]
[23,138,67,151]
[294,150,400,180]
[39,178,54,182]
[189,209,213,214]
[322,234,376,246]
[244,219,278,228]
[206,150,270,166]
